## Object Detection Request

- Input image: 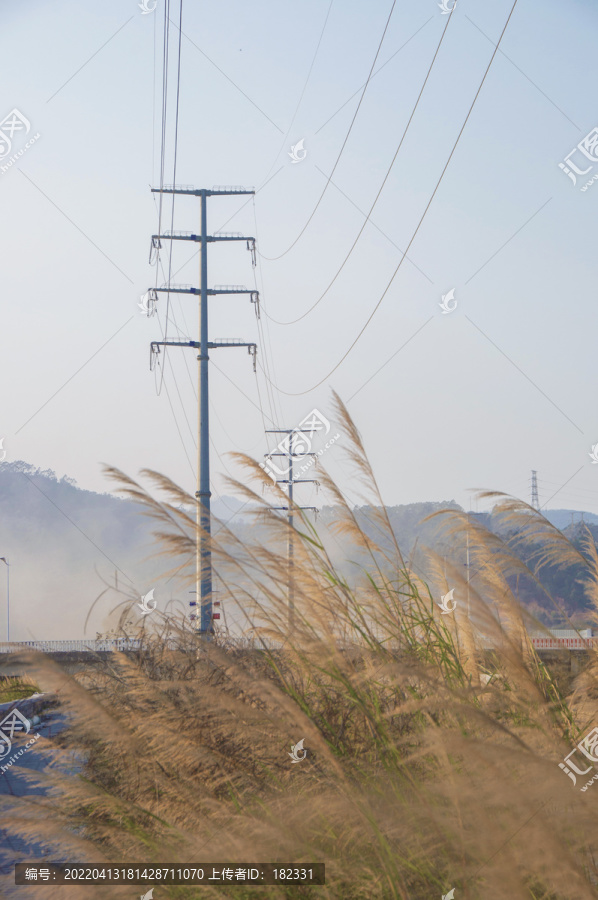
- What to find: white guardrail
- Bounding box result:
[530,637,597,650]
[0,639,142,654]
[0,638,595,654]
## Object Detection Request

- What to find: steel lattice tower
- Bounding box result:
[531,470,539,510]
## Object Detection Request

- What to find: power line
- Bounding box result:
[210,398,263,455]
[253,366,272,437]
[259,0,521,397]
[259,0,398,262]
[259,0,335,187]
[152,7,157,181]
[159,363,196,478]
[537,481,598,501]
[165,350,196,447]
[150,261,196,402]
[153,230,200,405]
[315,16,434,135]
[251,201,285,428]
[155,0,171,258]
[262,9,454,327]
[150,290,199,475]
[147,0,180,396]
[161,0,185,369]
[165,0,184,314]
[210,358,276,427]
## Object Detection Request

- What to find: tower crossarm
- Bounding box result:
[267,452,318,459]
[208,339,256,348]
[212,233,255,242]
[272,506,318,512]
[208,340,257,370]
[150,286,259,300]
[151,232,255,244]
[208,286,258,297]
[151,186,255,196]
[273,480,319,485]
[153,284,199,295]
[151,339,257,352]
[151,339,199,350]
[152,231,200,242]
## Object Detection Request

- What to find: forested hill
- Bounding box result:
[1,460,596,637]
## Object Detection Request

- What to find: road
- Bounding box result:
[0,706,78,894]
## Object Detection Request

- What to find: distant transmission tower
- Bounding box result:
[264,429,318,628]
[531,470,539,510]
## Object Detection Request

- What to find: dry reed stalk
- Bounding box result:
[1,398,597,899]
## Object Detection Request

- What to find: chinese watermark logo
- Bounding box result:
[288,139,307,164]
[439,289,457,314]
[138,0,157,13]
[0,109,40,176]
[589,443,598,464]
[138,291,157,316]
[0,708,30,759]
[1,732,41,775]
[289,738,307,763]
[0,109,30,158]
[559,126,598,192]
[261,409,339,481]
[438,589,456,615]
[558,725,598,790]
[138,589,157,616]
[438,0,456,13]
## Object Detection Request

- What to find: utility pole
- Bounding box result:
[264,430,318,628]
[147,186,258,638]
[531,470,539,510]
[188,588,221,625]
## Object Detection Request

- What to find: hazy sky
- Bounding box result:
[2,0,598,521]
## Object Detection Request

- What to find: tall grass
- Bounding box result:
[2,397,598,899]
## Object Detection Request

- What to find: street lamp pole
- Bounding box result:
[0,558,9,642]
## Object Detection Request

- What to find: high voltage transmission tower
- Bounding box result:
[531,469,539,510]
[264,429,318,628]
[147,185,258,638]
